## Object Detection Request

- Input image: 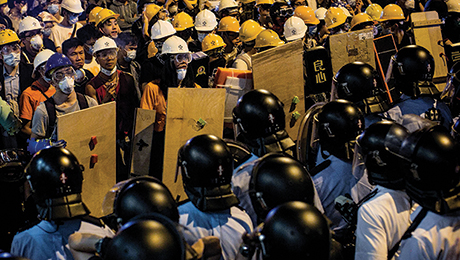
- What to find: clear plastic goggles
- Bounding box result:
[174,53,192,63]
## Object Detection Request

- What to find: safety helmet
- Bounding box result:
[151,20,176,40]
[284,16,307,41]
[256,0,274,6]
[333,61,391,114]
[144,4,161,22]
[365,3,383,21]
[249,153,315,221]
[104,215,186,260]
[217,0,238,12]
[315,7,327,21]
[218,16,240,33]
[113,176,179,225]
[0,29,19,46]
[294,6,319,25]
[350,13,373,30]
[25,147,89,220]
[92,36,117,56]
[239,19,263,42]
[172,12,194,32]
[254,29,284,48]
[44,53,73,77]
[60,0,84,14]
[391,45,438,97]
[195,9,218,31]
[147,41,158,58]
[245,201,330,260]
[398,126,460,214]
[447,0,460,13]
[95,8,120,27]
[316,100,365,160]
[137,0,155,14]
[325,7,347,29]
[340,6,352,18]
[33,49,55,75]
[0,149,30,183]
[201,33,226,52]
[233,89,285,139]
[88,6,103,23]
[161,36,190,55]
[0,0,6,5]
[357,121,409,190]
[18,16,42,35]
[379,4,405,21]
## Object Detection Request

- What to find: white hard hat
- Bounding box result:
[151,20,176,40]
[92,36,118,55]
[161,35,190,55]
[19,16,42,34]
[61,0,84,14]
[284,16,307,41]
[195,9,218,31]
[339,6,352,18]
[315,7,327,20]
[33,49,55,74]
[447,0,460,13]
[217,0,238,12]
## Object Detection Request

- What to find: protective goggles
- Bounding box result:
[52,67,76,82]
[274,7,294,17]
[174,53,192,63]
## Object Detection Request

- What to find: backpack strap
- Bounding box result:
[76,93,89,109]
[44,97,56,139]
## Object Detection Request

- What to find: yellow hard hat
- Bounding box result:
[256,0,274,6]
[172,12,194,31]
[88,6,103,23]
[350,13,373,30]
[294,6,319,25]
[144,4,161,22]
[218,16,240,33]
[324,7,347,29]
[255,29,284,48]
[0,0,7,5]
[379,4,405,21]
[201,33,226,52]
[365,3,382,21]
[239,19,263,42]
[0,29,19,46]
[95,8,120,27]
[241,0,256,4]
[147,41,158,58]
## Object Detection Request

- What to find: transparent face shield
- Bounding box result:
[330,75,340,101]
[101,179,131,217]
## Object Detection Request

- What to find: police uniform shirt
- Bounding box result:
[396,208,460,260]
[178,201,253,260]
[355,185,418,260]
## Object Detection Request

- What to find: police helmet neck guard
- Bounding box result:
[36,193,90,220]
[241,129,295,157]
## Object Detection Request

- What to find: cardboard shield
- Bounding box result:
[162,88,226,202]
[130,108,156,177]
[57,102,116,217]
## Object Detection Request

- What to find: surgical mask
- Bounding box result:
[3,52,20,67]
[100,66,117,76]
[177,68,186,81]
[30,35,43,50]
[69,14,79,25]
[124,50,136,62]
[168,5,178,15]
[43,28,52,37]
[58,76,74,94]
[197,32,208,42]
[20,4,27,14]
[47,4,59,15]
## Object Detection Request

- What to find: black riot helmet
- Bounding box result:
[249,153,315,221]
[243,201,330,260]
[178,134,239,211]
[104,214,186,260]
[392,45,439,97]
[316,100,365,160]
[357,121,409,190]
[25,147,90,220]
[399,125,460,214]
[114,176,179,225]
[333,61,391,114]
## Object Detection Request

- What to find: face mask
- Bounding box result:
[58,76,74,94]
[30,35,43,51]
[75,68,85,82]
[3,52,20,67]
[168,5,178,16]
[20,4,27,14]
[177,68,186,81]
[197,32,208,43]
[47,4,59,15]
[100,66,117,76]
[43,28,52,37]
[124,50,136,62]
[69,14,79,25]
[3,6,9,16]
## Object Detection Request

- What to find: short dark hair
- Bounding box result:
[62,38,84,56]
[114,32,138,48]
[76,24,102,43]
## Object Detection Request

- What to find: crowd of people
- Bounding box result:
[0,0,459,258]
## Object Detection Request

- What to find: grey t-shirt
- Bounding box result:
[31,95,98,139]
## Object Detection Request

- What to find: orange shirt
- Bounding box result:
[19,80,56,121]
[140,83,167,132]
